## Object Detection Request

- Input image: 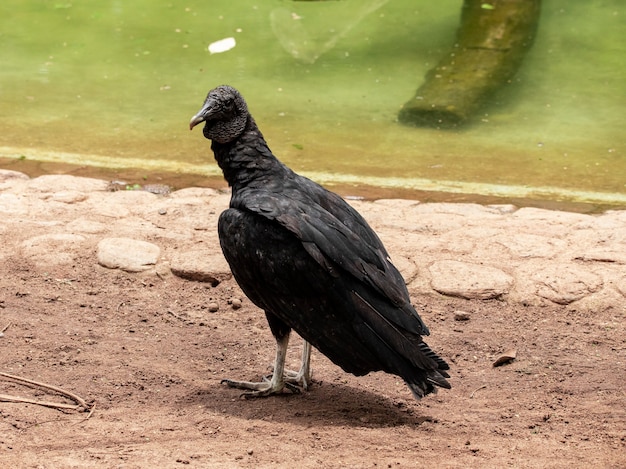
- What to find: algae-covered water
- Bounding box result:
[1,0,624,206]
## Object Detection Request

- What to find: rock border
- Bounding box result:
[1,170,624,312]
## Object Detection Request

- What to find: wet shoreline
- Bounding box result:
[1,156,623,215]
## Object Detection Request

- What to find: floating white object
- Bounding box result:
[208,37,236,54]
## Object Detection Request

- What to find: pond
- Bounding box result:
[1,0,624,210]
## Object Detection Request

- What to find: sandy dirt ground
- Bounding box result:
[1,250,624,468]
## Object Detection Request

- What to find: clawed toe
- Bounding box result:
[221,338,312,398]
[262,370,310,392]
[221,377,298,398]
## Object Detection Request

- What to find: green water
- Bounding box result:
[1,1,624,206]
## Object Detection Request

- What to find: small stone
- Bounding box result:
[493,349,517,367]
[155,262,172,279]
[158,207,167,215]
[142,184,172,195]
[208,302,219,313]
[230,298,242,310]
[247,449,254,455]
[454,311,470,321]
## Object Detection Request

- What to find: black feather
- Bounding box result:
[190,85,450,399]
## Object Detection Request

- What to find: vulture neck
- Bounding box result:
[211,116,288,190]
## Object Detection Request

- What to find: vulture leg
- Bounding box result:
[221,313,312,397]
[221,332,290,398]
[263,339,311,393]
[282,340,312,391]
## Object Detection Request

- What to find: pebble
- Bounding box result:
[453,311,471,321]
[493,349,517,367]
[208,302,219,313]
[230,298,242,309]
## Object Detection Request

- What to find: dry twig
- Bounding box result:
[0,371,91,411]
[0,393,80,410]
[470,384,487,398]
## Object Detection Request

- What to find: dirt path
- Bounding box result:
[0,172,624,468]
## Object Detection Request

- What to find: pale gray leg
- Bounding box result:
[221,332,290,398]
[283,340,312,391]
[222,336,313,397]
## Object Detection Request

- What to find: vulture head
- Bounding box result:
[189,85,249,144]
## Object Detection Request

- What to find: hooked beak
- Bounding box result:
[189,99,217,131]
[189,113,205,131]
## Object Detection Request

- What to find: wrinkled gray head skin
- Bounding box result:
[189,85,249,144]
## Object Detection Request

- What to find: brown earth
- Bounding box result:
[0,178,625,468]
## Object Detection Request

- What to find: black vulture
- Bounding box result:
[189,85,450,399]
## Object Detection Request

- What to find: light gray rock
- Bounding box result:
[532,265,603,305]
[496,233,566,258]
[574,248,626,264]
[0,193,28,214]
[26,174,108,193]
[1,173,625,312]
[0,169,29,180]
[429,260,514,300]
[511,207,592,224]
[90,199,131,218]
[616,276,626,299]
[97,237,160,272]
[50,190,89,204]
[21,233,87,265]
[66,218,109,234]
[390,255,419,285]
[0,170,29,189]
[170,250,232,285]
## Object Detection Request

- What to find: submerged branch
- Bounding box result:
[399,0,541,128]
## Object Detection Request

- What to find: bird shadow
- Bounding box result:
[181,378,435,429]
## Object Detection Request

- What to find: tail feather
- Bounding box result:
[349,290,451,400]
[419,341,450,373]
[406,369,451,400]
